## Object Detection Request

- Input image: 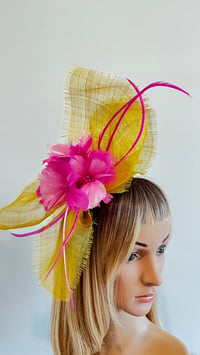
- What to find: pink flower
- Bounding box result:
[70,134,92,158]
[37,160,89,212]
[45,135,92,163]
[37,134,116,212]
[48,143,71,158]
[70,150,115,209]
[80,180,113,209]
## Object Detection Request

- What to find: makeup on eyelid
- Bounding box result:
[128,238,169,262]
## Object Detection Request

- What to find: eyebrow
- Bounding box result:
[135,234,170,248]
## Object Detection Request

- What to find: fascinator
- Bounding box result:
[0,66,189,307]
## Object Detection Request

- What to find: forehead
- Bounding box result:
[136,219,171,247]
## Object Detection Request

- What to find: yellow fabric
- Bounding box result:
[33,210,93,301]
[0,66,156,301]
[0,179,65,230]
[63,67,156,192]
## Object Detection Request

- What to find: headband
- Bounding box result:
[0,66,189,307]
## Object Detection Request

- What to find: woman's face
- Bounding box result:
[114,219,171,317]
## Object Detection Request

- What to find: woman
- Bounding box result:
[50,178,189,354]
[0,67,189,354]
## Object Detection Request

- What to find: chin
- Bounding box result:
[125,303,153,317]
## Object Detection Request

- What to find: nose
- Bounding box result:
[141,255,162,287]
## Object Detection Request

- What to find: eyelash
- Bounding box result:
[128,245,167,262]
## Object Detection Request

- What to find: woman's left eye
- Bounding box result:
[156,245,167,254]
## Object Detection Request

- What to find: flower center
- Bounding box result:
[83,175,94,183]
[64,182,70,192]
[77,175,94,187]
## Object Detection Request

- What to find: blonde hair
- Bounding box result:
[50,178,170,355]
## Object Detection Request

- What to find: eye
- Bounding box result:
[156,245,167,254]
[128,252,138,262]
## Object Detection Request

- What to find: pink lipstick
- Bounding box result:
[135,293,155,303]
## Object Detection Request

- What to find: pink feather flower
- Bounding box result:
[37,135,116,212]
[70,149,115,209]
[37,160,89,212]
[46,134,93,163]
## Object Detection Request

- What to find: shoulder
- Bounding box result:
[159,329,189,354]
[147,326,189,355]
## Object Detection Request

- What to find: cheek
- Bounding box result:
[114,267,139,303]
[114,278,126,309]
[159,256,165,272]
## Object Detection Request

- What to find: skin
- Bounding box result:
[115,219,171,317]
[100,219,189,355]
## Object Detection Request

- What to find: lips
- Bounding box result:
[136,293,155,298]
[135,293,155,303]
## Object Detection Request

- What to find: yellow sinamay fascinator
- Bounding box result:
[0,66,189,307]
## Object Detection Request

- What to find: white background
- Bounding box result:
[0,1,199,354]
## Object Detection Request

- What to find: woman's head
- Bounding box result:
[90,177,171,318]
[92,177,170,279]
[51,178,170,354]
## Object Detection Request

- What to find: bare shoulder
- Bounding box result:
[147,325,189,355]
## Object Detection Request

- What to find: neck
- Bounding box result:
[101,313,152,354]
